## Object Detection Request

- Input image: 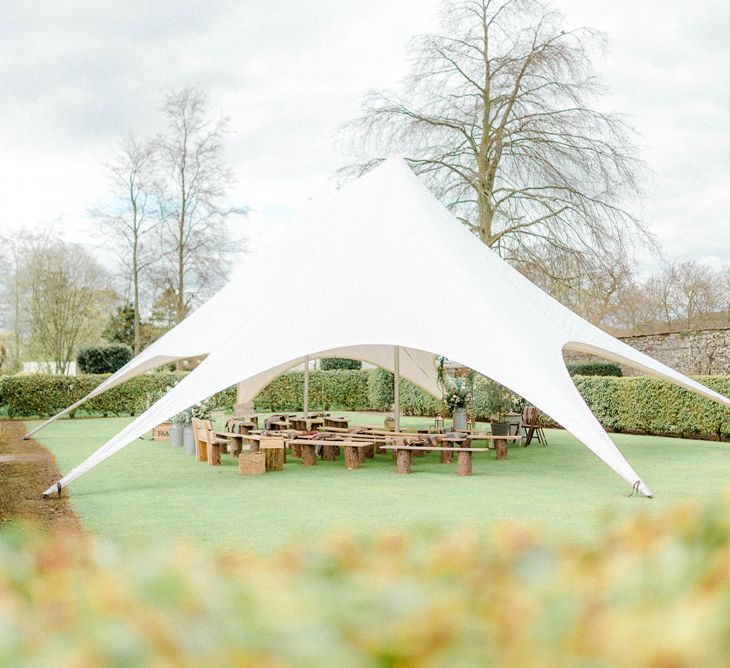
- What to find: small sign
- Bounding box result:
[152,423,171,441]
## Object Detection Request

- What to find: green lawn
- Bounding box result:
[30,411,730,552]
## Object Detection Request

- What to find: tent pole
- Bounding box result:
[394,345,400,432]
[303,355,310,418]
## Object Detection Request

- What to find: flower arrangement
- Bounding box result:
[171,407,193,426]
[191,399,212,421]
[444,382,468,412]
[170,399,213,426]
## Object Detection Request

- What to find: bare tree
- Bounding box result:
[720,269,730,327]
[21,237,114,374]
[155,87,244,323]
[671,261,721,331]
[0,227,58,370]
[519,241,633,330]
[91,133,157,354]
[341,0,651,284]
[609,279,657,335]
[643,267,677,333]
[616,261,724,335]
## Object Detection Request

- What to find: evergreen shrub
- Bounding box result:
[77,344,133,374]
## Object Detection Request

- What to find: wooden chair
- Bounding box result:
[191,417,228,465]
[522,406,547,446]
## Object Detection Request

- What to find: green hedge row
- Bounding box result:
[567,362,623,377]
[253,370,371,411]
[2,371,729,439]
[572,375,730,439]
[0,373,187,419]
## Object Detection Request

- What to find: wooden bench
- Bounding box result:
[286,439,370,469]
[381,445,493,476]
[443,434,522,460]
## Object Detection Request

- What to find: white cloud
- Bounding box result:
[1,0,728,271]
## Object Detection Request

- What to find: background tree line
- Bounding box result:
[1,1,728,376]
[0,87,244,373]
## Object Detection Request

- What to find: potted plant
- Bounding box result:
[484,380,514,437]
[444,382,468,430]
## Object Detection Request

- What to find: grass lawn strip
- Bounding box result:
[30,411,730,552]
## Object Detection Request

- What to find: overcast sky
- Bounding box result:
[1,0,728,270]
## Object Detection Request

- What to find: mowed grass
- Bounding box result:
[30,411,730,552]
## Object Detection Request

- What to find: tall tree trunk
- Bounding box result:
[176,212,185,325]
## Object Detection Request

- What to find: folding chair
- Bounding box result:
[522,406,547,446]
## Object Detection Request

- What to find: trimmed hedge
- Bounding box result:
[0,373,237,419]
[567,362,623,377]
[254,370,370,411]
[572,375,730,439]
[365,369,443,416]
[319,358,362,370]
[0,373,185,419]
[77,344,133,374]
[2,370,729,440]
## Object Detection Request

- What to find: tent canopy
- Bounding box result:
[42,156,730,498]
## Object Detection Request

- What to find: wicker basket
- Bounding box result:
[239,451,266,476]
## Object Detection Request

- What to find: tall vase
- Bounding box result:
[452,407,467,431]
[169,423,184,448]
[183,426,196,456]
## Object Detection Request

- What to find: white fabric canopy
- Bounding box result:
[43,156,730,497]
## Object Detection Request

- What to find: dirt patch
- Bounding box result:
[0,421,83,533]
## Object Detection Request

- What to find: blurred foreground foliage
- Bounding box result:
[3,497,730,666]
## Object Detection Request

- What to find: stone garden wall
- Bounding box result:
[564,328,730,376]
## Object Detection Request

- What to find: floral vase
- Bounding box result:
[452,407,467,430]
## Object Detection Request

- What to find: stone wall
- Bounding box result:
[564,328,730,376]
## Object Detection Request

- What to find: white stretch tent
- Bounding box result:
[42,156,730,498]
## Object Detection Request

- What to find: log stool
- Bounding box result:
[321,444,339,461]
[440,442,453,464]
[228,435,244,458]
[264,447,284,471]
[289,441,302,458]
[457,450,472,476]
[493,438,508,460]
[300,443,317,466]
[261,437,285,471]
[344,445,361,470]
[395,449,412,474]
